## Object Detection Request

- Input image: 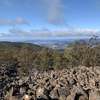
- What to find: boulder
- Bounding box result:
[67,85,88,100]
[89,90,100,100]
[36,87,48,100]
[23,94,30,100]
[49,88,59,100]
[18,79,23,86]
[58,87,70,98]
[69,78,77,86]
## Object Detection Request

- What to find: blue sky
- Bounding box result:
[0,0,100,40]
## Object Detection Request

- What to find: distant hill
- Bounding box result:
[0,41,48,66]
[0,41,43,50]
[0,41,54,73]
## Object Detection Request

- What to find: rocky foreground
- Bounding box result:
[1,66,100,100]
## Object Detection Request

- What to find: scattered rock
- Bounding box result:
[1,66,100,100]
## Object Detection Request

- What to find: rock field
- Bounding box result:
[1,65,100,100]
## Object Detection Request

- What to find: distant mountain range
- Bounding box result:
[0,37,99,50]
[24,37,100,49]
[24,38,86,49]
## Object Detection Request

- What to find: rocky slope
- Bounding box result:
[1,65,100,100]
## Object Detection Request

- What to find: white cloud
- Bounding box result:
[43,0,64,25]
[8,28,52,37]
[14,17,29,25]
[0,17,29,26]
[9,29,30,36]
[0,27,100,38]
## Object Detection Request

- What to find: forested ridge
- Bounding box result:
[0,37,100,75]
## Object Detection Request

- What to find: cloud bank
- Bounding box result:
[0,28,100,39]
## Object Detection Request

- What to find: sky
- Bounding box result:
[0,0,100,40]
